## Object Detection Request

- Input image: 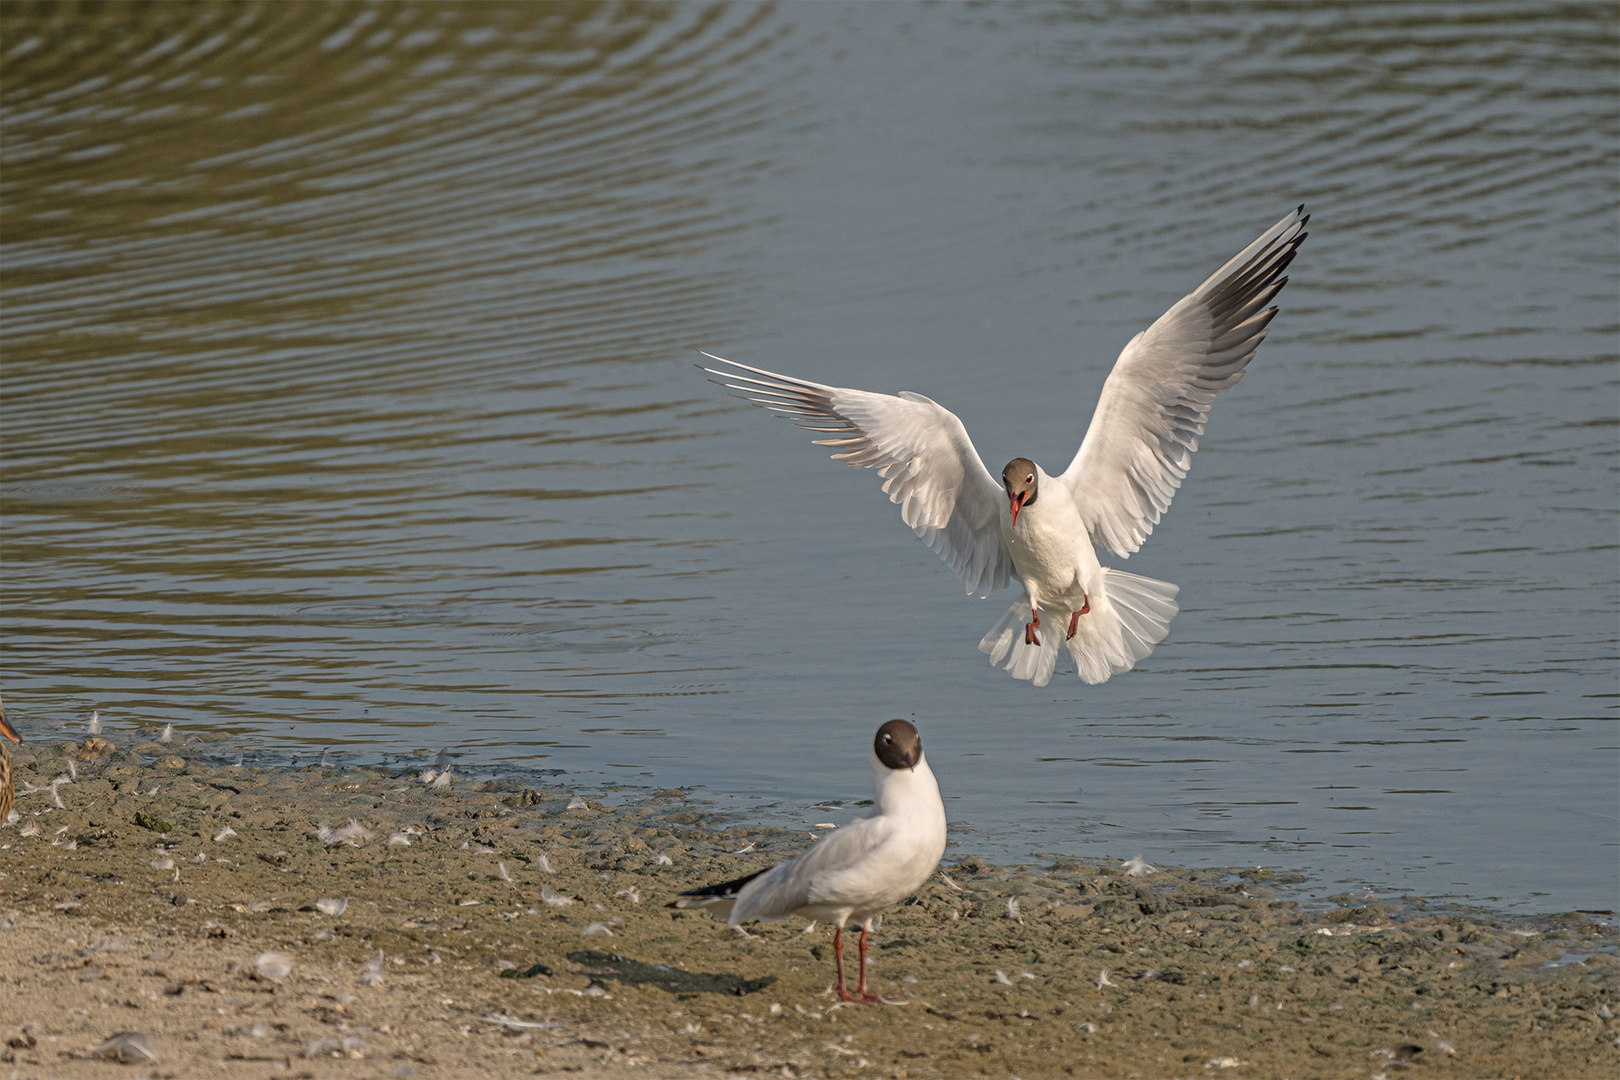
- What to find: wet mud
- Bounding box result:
[1,738,1615,1078]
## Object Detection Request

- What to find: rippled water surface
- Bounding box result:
[4,1,1615,912]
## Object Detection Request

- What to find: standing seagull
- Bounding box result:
[670,720,947,1004]
[702,206,1308,686]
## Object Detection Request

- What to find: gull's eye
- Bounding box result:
[1026,474,1033,483]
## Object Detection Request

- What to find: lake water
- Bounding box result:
[3,1,1615,913]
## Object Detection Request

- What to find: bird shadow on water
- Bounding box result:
[567,950,776,997]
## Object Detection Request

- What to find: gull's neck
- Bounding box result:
[869,751,941,817]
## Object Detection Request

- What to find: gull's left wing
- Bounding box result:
[1058,207,1308,557]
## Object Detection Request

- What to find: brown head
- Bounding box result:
[874,719,922,771]
[1001,458,1038,528]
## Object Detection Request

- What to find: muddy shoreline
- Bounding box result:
[1,736,1615,1079]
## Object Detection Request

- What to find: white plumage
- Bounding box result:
[672,720,947,1003]
[703,206,1308,686]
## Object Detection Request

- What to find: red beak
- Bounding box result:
[1009,491,1026,529]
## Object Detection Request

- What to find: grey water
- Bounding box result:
[2,1,1615,913]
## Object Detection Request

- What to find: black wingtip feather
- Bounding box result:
[677,867,772,900]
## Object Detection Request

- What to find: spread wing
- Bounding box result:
[700,354,1012,597]
[1058,206,1309,557]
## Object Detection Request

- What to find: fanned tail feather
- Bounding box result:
[978,570,1180,686]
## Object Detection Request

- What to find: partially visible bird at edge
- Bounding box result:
[702,206,1308,686]
[0,696,22,824]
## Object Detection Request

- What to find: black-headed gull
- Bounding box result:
[669,720,947,1004]
[703,207,1308,686]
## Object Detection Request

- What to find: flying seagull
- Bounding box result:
[670,720,947,1004]
[702,206,1308,686]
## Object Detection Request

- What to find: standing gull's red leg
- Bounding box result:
[854,925,889,1004]
[833,927,859,1002]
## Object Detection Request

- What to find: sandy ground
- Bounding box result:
[1,736,1615,1080]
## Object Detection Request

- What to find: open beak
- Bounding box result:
[1009,491,1027,529]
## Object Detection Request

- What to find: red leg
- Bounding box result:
[854,925,891,1004]
[1066,597,1090,640]
[833,927,860,1003]
[1024,609,1042,646]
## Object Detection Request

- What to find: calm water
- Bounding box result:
[3,2,1615,913]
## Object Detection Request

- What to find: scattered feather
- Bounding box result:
[64,759,78,781]
[150,857,175,870]
[87,711,101,735]
[1020,970,1035,980]
[431,768,453,789]
[1097,970,1116,988]
[302,1039,338,1058]
[581,983,610,996]
[315,898,347,916]
[615,886,641,903]
[1121,854,1156,877]
[316,819,374,847]
[1206,1057,1245,1069]
[814,822,837,829]
[159,723,174,743]
[498,862,513,882]
[580,922,613,937]
[360,950,385,987]
[654,853,673,866]
[253,951,293,980]
[541,884,574,907]
[728,842,756,855]
[387,832,412,847]
[418,769,437,785]
[1435,1040,1457,1055]
[534,853,555,873]
[1006,898,1022,923]
[1079,1021,1096,1033]
[20,820,41,838]
[191,852,206,863]
[940,873,964,892]
[801,922,818,935]
[994,970,1014,986]
[566,796,588,810]
[481,1014,564,1031]
[311,928,337,943]
[213,825,237,842]
[94,1032,157,1063]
